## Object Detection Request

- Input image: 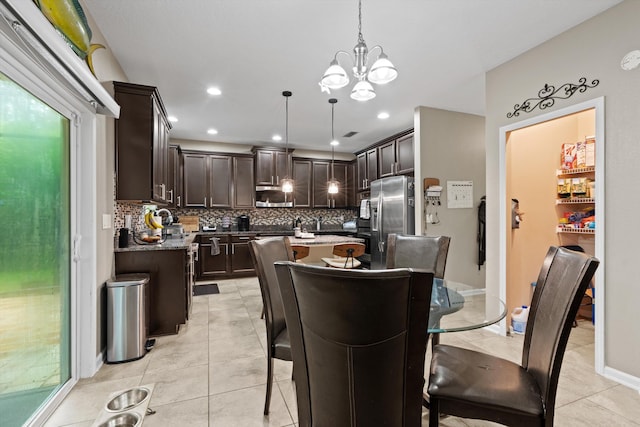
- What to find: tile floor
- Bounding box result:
[43,277,640,427]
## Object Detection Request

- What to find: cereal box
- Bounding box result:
[561,143,576,170]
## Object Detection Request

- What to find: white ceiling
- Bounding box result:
[83,0,620,153]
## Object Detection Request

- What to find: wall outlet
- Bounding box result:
[102,214,112,229]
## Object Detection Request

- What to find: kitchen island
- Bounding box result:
[114,234,198,336]
[286,234,364,265]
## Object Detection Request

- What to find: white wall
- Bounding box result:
[485,0,640,385]
[415,107,485,288]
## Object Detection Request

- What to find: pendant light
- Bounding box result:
[327,98,340,195]
[281,90,294,193]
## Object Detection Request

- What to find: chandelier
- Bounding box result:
[281,91,294,193]
[328,98,339,194]
[319,0,398,101]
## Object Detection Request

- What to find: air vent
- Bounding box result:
[343,131,358,138]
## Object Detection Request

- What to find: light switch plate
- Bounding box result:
[102,214,112,229]
[447,181,474,209]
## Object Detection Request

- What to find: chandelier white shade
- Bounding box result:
[319,0,397,101]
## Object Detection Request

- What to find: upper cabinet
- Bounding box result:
[292,159,312,208]
[167,145,183,208]
[253,148,291,187]
[356,129,414,191]
[114,81,171,203]
[378,132,414,178]
[183,151,254,209]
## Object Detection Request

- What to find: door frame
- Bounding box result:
[498,97,605,374]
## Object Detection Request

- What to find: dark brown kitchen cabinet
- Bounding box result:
[253,148,291,186]
[331,162,353,208]
[379,132,414,177]
[167,145,183,208]
[293,159,312,208]
[356,148,378,191]
[233,156,255,208]
[312,161,331,208]
[208,155,232,208]
[114,81,171,203]
[115,249,188,336]
[196,234,256,280]
[183,152,208,208]
[197,234,229,279]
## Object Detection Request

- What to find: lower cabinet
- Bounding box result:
[196,233,256,280]
[115,249,189,337]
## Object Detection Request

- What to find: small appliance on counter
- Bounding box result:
[237,215,250,231]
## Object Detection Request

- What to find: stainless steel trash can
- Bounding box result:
[106,273,150,363]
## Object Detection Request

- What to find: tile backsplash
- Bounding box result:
[114,202,357,233]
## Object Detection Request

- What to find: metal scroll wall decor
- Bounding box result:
[507,77,599,118]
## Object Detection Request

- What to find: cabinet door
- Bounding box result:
[230,235,256,273]
[183,153,208,207]
[330,162,349,208]
[208,155,232,208]
[395,133,414,175]
[293,159,312,208]
[275,151,291,184]
[356,153,367,191]
[312,161,330,208]
[198,236,230,279]
[366,148,378,187]
[156,102,170,202]
[233,156,255,208]
[167,145,181,207]
[255,150,275,185]
[378,141,396,178]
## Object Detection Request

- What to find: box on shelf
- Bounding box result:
[585,137,595,167]
[561,143,577,170]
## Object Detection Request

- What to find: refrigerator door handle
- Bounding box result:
[377,195,384,253]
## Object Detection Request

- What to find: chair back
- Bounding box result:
[249,237,293,342]
[290,244,310,262]
[274,262,433,427]
[522,246,599,417]
[386,234,451,278]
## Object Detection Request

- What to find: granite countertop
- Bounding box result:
[287,235,364,245]
[114,233,197,252]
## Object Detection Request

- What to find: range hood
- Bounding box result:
[255,186,293,208]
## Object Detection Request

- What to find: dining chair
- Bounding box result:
[385,234,451,278]
[248,237,294,415]
[321,242,365,268]
[427,246,599,427]
[274,262,434,427]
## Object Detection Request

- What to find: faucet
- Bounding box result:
[156,208,173,226]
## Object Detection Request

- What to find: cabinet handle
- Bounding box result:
[161,184,166,200]
[204,197,207,208]
[271,175,275,185]
[177,195,181,207]
[238,236,251,240]
[194,249,198,262]
[167,189,174,203]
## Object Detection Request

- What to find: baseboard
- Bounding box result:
[603,365,640,392]
[94,349,105,375]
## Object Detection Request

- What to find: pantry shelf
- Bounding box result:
[556,166,595,176]
[556,226,595,234]
[556,197,595,205]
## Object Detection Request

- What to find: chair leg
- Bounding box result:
[429,397,440,426]
[264,355,274,415]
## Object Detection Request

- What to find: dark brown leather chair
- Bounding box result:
[385,234,451,278]
[427,246,599,427]
[248,237,294,415]
[274,262,434,427]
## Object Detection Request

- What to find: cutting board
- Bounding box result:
[179,216,200,232]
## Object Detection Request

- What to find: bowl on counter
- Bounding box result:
[132,229,167,245]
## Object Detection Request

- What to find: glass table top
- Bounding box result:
[428,278,506,333]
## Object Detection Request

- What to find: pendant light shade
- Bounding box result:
[281,90,294,193]
[319,0,397,101]
[327,98,340,195]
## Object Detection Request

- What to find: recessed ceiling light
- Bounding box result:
[272,135,282,142]
[206,87,222,96]
[168,116,178,123]
[207,128,218,135]
[330,140,340,146]
[377,112,390,119]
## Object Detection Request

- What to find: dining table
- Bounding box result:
[423,277,507,408]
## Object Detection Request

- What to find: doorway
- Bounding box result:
[499,97,605,373]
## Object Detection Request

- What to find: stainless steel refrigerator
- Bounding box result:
[370,175,415,269]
